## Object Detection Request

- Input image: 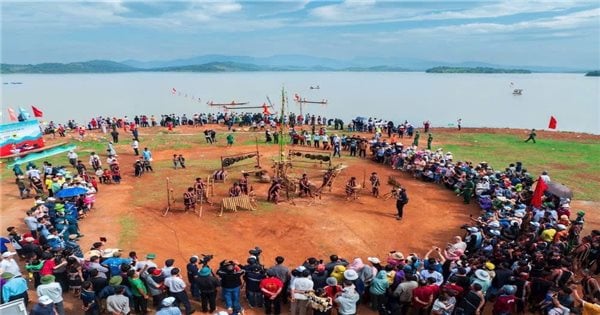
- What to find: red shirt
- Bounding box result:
[260,277,283,298]
[40,259,56,276]
[324,285,343,299]
[493,295,516,314]
[412,286,434,308]
[442,283,464,299]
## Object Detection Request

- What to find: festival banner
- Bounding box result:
[0,120,45,157]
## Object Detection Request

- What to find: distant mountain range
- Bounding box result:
[426,66,531,74]
[0,54,594,74]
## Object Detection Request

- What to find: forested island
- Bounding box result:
[585,70,600,77]
[426,66,531,74]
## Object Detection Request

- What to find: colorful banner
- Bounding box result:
[0,120,45,157]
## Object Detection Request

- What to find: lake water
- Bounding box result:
[2,72,599,134]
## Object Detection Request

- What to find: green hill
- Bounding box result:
[1,60,139,73]
[426,66,531,74]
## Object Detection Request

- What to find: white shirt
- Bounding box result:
[291,277,313,300]
[107,294,130,314]
[132,140,139,149]
[67,152,78,160]
[0,258,22,277]
[135,260,157,271]
[164,276,186,293]
[37,282,63,303]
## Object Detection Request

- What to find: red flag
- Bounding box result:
[31,105,43,117]
[7,108,17,121]
[548,116,557,129]
[531,176,547,208]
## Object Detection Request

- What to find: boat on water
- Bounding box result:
[513,89,523,95]
[223,105,273,110]
[309,85,320,90]
[207,101,250,106]
[297,99,328,104]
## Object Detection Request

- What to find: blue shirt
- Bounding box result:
[102,258,132,276]
[0,237,10,253]
[142,150,152,161]
[2,276,28,302]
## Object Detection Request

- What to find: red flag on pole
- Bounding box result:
[31,105,44,117]
[531,176,548,208]
[548,116,557,129]
[7,108,18,121]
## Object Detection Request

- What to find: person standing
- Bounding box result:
[217,261,245,315]
[261,270,284,315]
[457,119,462,131]
[67,150,78,168]
[427,133,433,150]
[110,129,119,143]
[127,269,149,315]
[132,139,139,156]
[462,178,475,204]
[226,133,234,147]
[395,187,408,220]
[412,130,420,147]
[195,266,220,313]
[36,275,65,315]
[177,155,186,169]
[106,286,130,315]
[164,268,194,315]
[290,269,314,315]
[525,129,537,143]
[370,172,380,198]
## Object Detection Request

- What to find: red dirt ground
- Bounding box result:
[1,126,598,314]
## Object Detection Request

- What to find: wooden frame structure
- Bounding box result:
[220,150,261,171]
[288,149,332,167]
[163,177,208,217]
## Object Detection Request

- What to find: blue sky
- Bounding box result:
[1,1,599,68]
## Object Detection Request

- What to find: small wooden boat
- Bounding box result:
[207,101,249,106]
[297,99,328,104]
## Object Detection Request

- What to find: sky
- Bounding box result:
[1,1,599,69]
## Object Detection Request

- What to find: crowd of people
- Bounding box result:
[2,114,599,315]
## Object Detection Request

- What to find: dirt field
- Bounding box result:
[1,126,598,314]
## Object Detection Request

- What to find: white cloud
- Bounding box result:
[405,0,581,21]
[411,8,600,35]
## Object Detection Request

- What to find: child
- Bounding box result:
[178,154,186,168]
[172,154,179,169]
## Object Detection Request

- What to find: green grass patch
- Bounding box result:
[118,213,137,248]
[438,132,600,200]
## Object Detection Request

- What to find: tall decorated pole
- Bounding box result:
[279,86,286,165]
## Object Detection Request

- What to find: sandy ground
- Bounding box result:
[1,125,598,314]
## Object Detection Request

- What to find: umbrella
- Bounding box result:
[55,187,89,198]
[545,181,573,199]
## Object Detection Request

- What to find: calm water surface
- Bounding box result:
[2,72,598,134]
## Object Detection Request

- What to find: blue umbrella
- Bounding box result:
[55,187,89,198]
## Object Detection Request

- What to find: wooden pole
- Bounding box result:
[163,177,171,216]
